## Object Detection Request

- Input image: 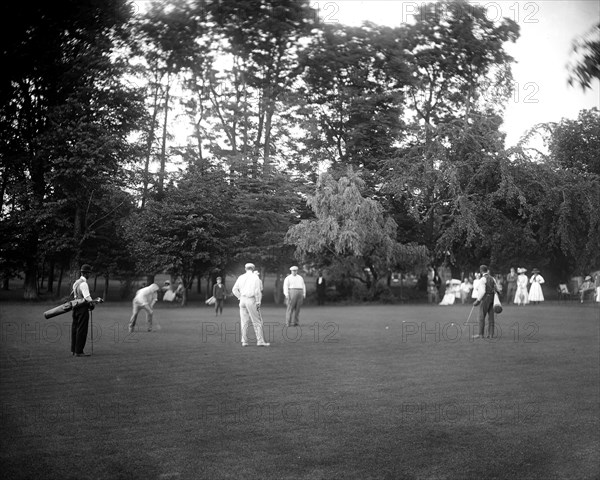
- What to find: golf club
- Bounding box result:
[464,303,475,325]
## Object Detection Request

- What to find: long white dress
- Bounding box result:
[528,274,545,302]
[514,274,529,305]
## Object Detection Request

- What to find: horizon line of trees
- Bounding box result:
[1,0,599,302]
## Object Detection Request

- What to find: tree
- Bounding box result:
[0,0,145,299]
[568,22,600,90]
[193,0,316,177]
[547,108,600,176]
[297,22,410,180]
[124,168,233,306]
[132,0,207,203]
[382,0,519,271]
[286,168,428,298]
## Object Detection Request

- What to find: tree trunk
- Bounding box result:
[157,75,171,199]
[141,79,161,208]
[104,275,109,300]
[48,261,55,294]
[23,256,38,300]
[56,266,64,298]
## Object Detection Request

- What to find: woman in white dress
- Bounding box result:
[528,268,545,304]
[514,268,529,305]
[439,280,456,305]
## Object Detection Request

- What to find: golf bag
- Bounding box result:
[44,297,103,319]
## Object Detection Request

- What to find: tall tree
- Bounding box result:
[298,22,410,179]
[0,0,145,298]
[383,0,519,269]
[198,0,316,177]
[286,168,428,298]
[124,168,234,306]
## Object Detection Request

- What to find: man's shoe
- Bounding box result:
[242,342,248,347]
[129,327,134,333]
[257,342,270,347]
[75,353,90,357]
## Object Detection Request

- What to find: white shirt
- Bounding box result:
[232,271,263,303]
[134,284,159,307]
[283,273,306,298]
[73,276,93,301]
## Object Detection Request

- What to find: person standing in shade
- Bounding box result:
[231,263,270,347]
[505,267,518,305]
[528,268,545,305]
[316,271,327,306]
[71,264,95,357]
[473,265,499,339]
[129,283,160,333]
[212,276,227,316]
[283,266,306,326]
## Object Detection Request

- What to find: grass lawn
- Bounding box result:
[1,299,598,479]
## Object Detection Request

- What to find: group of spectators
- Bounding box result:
[431,266,600,306]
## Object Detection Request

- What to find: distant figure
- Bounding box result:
[174,280,185,304]
[528,268,545,304]
[231,263,269,347]
[274,274,284,304]
[129,283,160,333]
[283,266,306,326]
[212,276,227,316]
[505,267,518,305]
[460,278,472,304]
[473,265,500,339]
[439,280,456,305]
[428,267,441,303]
[514,268,529,305]
[578,275,595,303]
[596,272,600,303]
[316,271,327,306]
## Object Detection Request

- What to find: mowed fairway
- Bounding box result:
[1,300,598,480]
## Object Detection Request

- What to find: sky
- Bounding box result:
[318,0,600,147]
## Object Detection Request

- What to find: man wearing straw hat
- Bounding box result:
[231,263,270,347]
[283,266,306,327]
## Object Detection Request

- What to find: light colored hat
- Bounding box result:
[290,266,299,271]
[517,268,527,273]
[532,268,540,273]
[245,263,255,269]
[585,275,592,281]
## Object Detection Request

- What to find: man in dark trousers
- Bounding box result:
[212,276,227,316]
[473,264,499,339]
[71,264,95,357]
[316,271,327,306]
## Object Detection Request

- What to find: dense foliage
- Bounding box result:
[1,0,598,300]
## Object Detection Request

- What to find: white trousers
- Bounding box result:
[239,297,265,344]
[129,301,153,330]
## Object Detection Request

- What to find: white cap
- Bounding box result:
[245,263,255,269]
[290,266,298,271]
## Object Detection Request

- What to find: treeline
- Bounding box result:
[1,0,598,301]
